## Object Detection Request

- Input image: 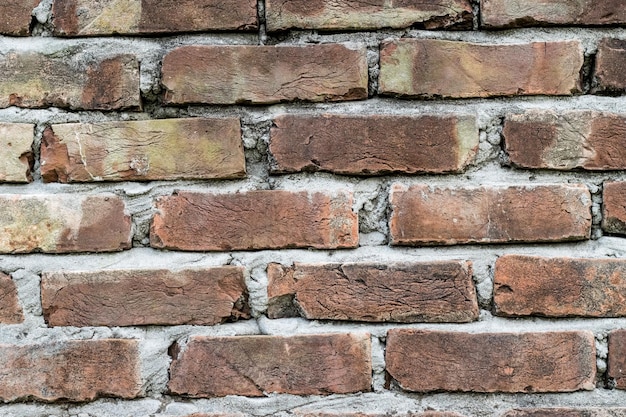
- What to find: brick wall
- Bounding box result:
[1,1,626,416]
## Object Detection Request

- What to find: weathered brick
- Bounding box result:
[0,52,140,110]
[161,44,368,105]
[389,184,591,246]
[0,123,33,182]
[386,330,596,393]
[168,334,372,397]
[595,38,626,93]
[0,339,141,402]
[265,0,472,31]
[504,111,626,170]
[0,272,23,324]
[481,0,626,27]
[41,118,245,183]
[267,261,478,323]
[502,410,626,417]
[0,194,132,254]
[42,268,249,327]
[52,0,257,36]
[0,0,38,35]
[151,190,358,251]
[609,330,626,389]
[494,255,626,317]
[295,414,464,417]
[603,182,626,234]
[269,114,478,175]
[379,39,583,98]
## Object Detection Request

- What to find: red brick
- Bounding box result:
[504,111,626,170]
[151,190,358,251]
[481,0,626,27]
[379,39,583,98]
[609,330,626,389]
[161,44,368,105]
[0,339,141,402]
[0,0,38,35]
[269,114,478,175]
[41,268,249,327]
[595,38,626,93]
[494,255,626,317]
[502,410,626,417]
[0,52,140,110]
[168,334,371,397]
[0,273,23,324]
[267,261,478,323]
[52,0,257,36]
[265,0,472,31]
[603,182,626,234]
[389,184,591,246]
[0,123,34,183]
[41,118,245,183]
[0,194,132,254]
[386,330,596,393]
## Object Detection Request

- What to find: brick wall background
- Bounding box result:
[2,0,626,416]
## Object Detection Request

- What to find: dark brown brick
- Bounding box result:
[0,123,34,183]
[609,330,626,389]
[168,334,372,397]
[595,38,626,93]
[0,273,23,324]
[386,330,596,393]
[0,0,38,36]
[603,182,626,234]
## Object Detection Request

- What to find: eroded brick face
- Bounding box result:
[0,273,23,324]
[0,123,34,183]
[0,0,38,35]
[595,38,626,93]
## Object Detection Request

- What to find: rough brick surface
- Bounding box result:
[267,261,478,323]
[609,330,626,389]
[0,52,140,110]
[41,118,245,182]
[0,123,33,182]
[386,330,596,393]
[603,182,626,234]
[0,194,132,254]
[161,45,368,105]
[0,273,23,324]
[296,414,465,417]
[481,0,626,27]
[379,39,583,98]
[389,184,591,245]
[168,334,372,396]
[504,111,626,170]
[0,339,141,402]
[595,38,626,93]
[265,0,472,31]
[151,190,358,251]
[0,0,38,35]
[269,114,478,175]
[494,255,626,317]
[52,0,257,36]
[502,410,626,417]
[41,268,249,327]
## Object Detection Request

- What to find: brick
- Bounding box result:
[481,0,626,28]
[52,0,257,36]
[0,273,23,324]
[0,52,140,110]
[0,194,132,254]
[265,0,472,31]
[385,330,596,393]
[41,267,249,327]
[603,182,626,235]
[595,38,626,93]
[41,118,245,183]
[269,114,478,175]
[502,410,626,417]
[0,123,33,182]
[504,111,626,170]
[389,184,591,245]
[295,414,464,417]
[267,261,478,323]
[0,339,141,402]
[151,190,358,251]
[609,330,626,389]
[168,334,372,396]
[379,39,583,98]
[0,0,38,35]
[494,255,626,317]
[161,44,368,105]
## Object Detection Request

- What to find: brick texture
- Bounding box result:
[386,330,596,393]
[609,330,626,389]
[494,255,626,317]
[379,39,583,98]
[168,334,372,396]
[267,261,478,323]
[595,38,626,93]
[161,44,368,105]
[296,414,465,417]
[41,118,245,182]
[269,114,478,175]
[0,273,23,324]
[0,339,141,402]
[502,410,626,417]
[0,0,38,35]
[389,184,592,245]
[603,182,626,234]
[0,123,33,182]
[41,268,249,327]
[150,190,358,251]
[0,194,132,254]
